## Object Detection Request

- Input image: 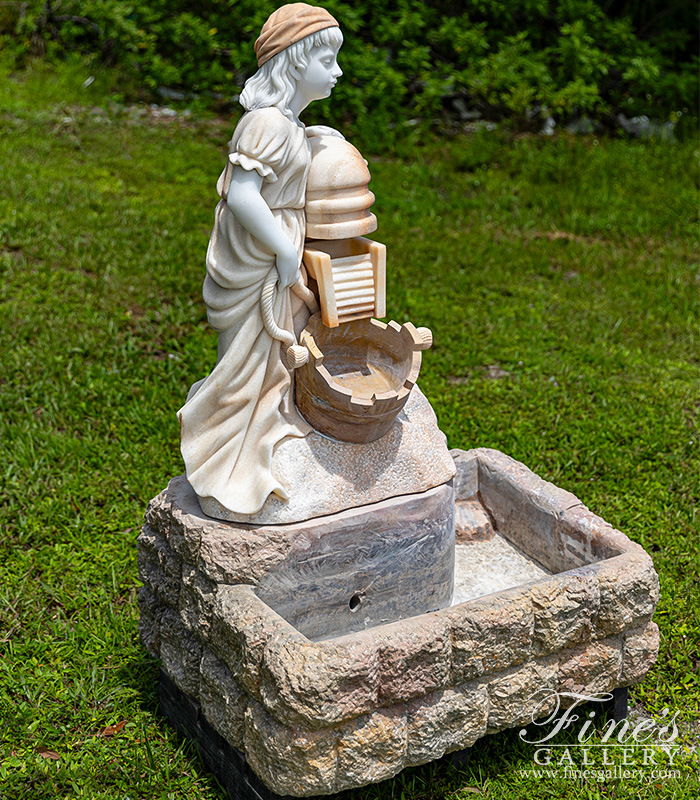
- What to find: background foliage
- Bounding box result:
[0,0,697,147]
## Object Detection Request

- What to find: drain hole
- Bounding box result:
[348,593,362,612]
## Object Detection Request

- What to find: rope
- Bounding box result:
[260,267,294,348]
[291,279,320,314]
[260,267,312,370]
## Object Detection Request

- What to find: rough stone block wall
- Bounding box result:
[138,448,660,796]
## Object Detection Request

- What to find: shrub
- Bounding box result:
[1,0,697,142]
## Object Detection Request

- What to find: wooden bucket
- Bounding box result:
[295,314,432,443]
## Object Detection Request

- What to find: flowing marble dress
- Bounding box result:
[178,107,313,515]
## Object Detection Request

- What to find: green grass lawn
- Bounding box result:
[0,64,698,799]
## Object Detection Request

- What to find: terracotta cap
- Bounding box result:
[255,3,339,67]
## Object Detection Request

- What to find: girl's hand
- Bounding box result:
[276,245,300,289]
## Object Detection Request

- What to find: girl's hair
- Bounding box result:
[240,26,343,114]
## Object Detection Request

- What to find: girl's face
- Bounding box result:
[296,44,342,103]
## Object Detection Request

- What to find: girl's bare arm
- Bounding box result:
[226,166,299,288]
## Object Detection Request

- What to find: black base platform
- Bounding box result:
[159,670,628,800]
[159,669,294,800]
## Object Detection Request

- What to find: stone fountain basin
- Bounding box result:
[138,448,660,797]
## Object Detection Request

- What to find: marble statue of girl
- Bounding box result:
[178,4,343,515]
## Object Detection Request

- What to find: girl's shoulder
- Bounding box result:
[231,107,304,157]
[230,106,304,170]
[238,106,296,133]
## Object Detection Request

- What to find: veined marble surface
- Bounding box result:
[452,533,550,606]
